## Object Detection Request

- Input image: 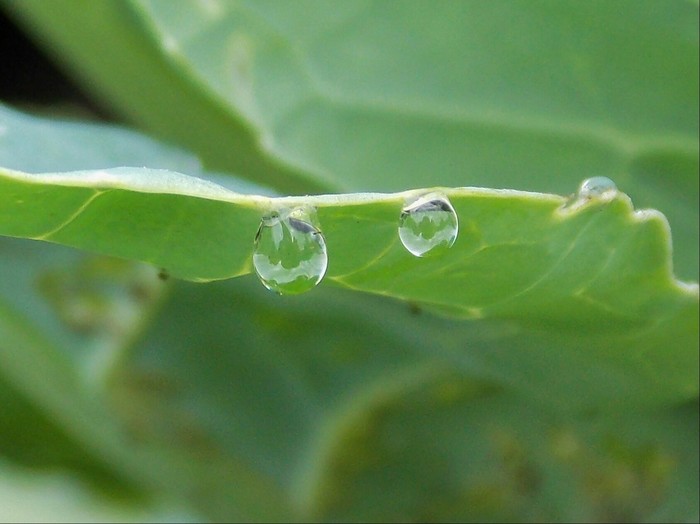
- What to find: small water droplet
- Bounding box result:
[398,192,458,257]
[577,176,618,199]
[253,207,328,295]
[559,177,619,214]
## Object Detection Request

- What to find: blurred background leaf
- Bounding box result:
[0,0,698,522]
[0,458,193,523]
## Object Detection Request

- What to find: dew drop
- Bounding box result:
[398,192,458,257]
[560,177,620,213]
[252,207,328,295]
[576,176,618,199]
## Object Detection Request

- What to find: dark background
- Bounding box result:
[0,9,109,116]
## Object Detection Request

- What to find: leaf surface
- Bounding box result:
[6,0,698,279]
[1,1,698,520]
[0,103,697,409]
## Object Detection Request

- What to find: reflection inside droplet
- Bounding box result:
[252,207,328,295]
[577,176,618,199]
[398,192,458,257]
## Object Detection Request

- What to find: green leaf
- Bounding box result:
[0,103,697,408]
[3,248,696,520]
[109,276,700,521]
[0,104,291,520]
[6,0,698,279]
[1,162,695,321]
[0,459,190,523]
[2,0,321,194]
[1,1,697,520]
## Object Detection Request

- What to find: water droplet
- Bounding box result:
[253,207,328,295]
[577,176,618,199]
[559,177,619,214]
[398,192,458,257]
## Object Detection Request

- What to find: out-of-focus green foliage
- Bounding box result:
[0,1,698,522]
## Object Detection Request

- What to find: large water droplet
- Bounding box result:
[253,207,328,295]
[398,192,458,257]
[576,176,618,199]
